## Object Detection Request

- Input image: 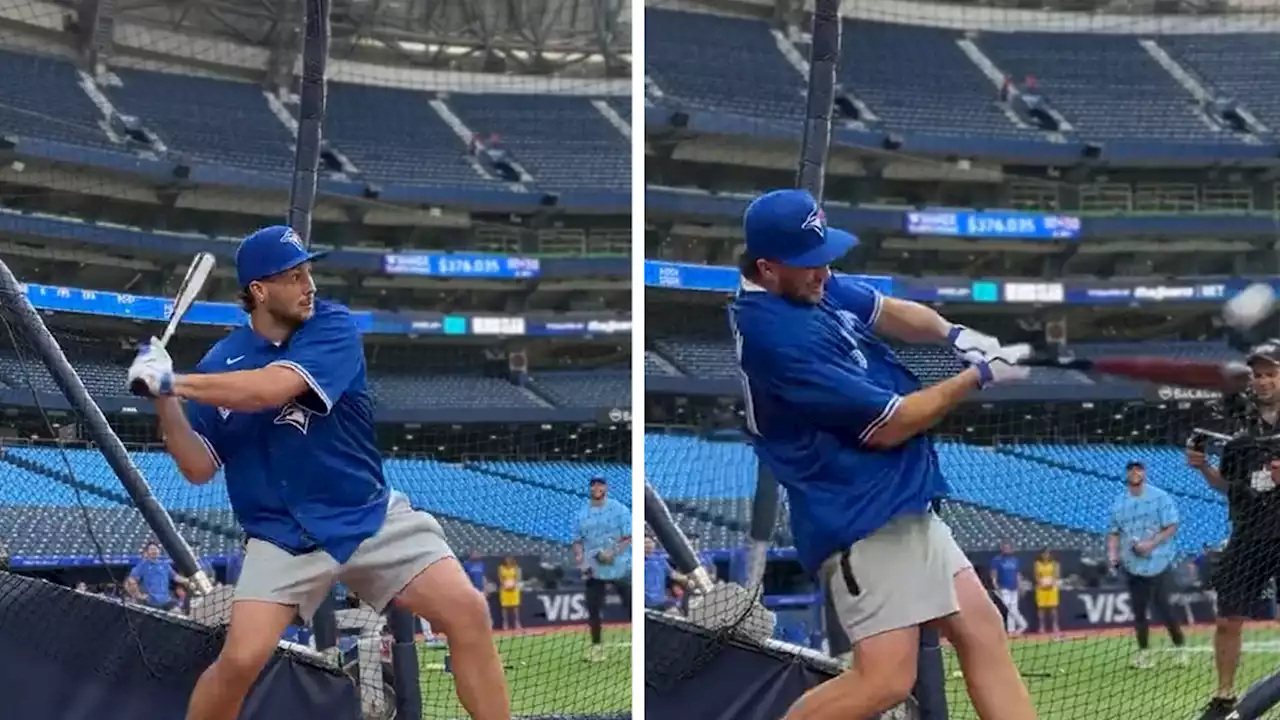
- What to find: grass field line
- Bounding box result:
[1000,619,1277,646]
[415,620,631,643]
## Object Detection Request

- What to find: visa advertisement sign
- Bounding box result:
[1005,589,1275,631]
[487,590,628,629]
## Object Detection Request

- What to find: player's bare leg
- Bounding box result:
[1213,617,1245,698]
[186,600,298,720]
[934,568,1037,720]
[782,625,921,720]
[395,557,512,720]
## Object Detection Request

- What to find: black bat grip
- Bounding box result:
[128,378,155,398]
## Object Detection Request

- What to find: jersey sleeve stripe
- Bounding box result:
[866,290,885,328]
[269,360,334,415]
[194,432,222,468]
[858,394,902,445]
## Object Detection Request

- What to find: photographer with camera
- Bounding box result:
[573,476,632,663]
[1190,341,1280,720]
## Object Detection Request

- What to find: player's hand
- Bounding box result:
[962,344,1032,387]
[127,337,174,398]
[1133,540,1154,557]
[948,325,1002,360]
[597,549,615,565]
[1186,448,1208,469]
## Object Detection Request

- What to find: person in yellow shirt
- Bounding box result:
[498,556,523,631]
[1034,548,1061,636]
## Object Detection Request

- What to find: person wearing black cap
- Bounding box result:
[1190,340,1280,719]
[573,475,631,663]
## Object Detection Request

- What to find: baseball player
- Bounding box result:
[127,225,511,720]
[729,189,1038,720]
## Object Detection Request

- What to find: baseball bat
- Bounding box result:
[1019,350,1251,393]
[129,252,216,396]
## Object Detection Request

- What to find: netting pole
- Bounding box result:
[289,0,343,659]
[389,605,424,720]
[0,259,212,594]
[645,482,714,592]
[289,0,329,248]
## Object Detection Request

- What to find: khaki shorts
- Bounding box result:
[235,491,454,623]
[821,511,972,644]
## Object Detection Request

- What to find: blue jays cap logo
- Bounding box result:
[802,205,826,238]
[281,228,305,252]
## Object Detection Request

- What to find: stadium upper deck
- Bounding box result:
[645,4,1280,163]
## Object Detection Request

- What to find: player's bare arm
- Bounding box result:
[1106,531,1121,566]
[171,365,310,412]
[863,367,983,449]
[155,397,218,484]
[873,296,956,344]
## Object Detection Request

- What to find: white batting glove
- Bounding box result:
[948,325,1002,360]
[126,337,175,397]
[962,344,1032,388]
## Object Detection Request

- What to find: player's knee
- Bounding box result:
[433,586,492,641]
[850,633,918,708]
[852,659,917,708]
[217,640,274,686]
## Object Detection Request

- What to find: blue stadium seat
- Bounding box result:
[0,49,116,150]
[977,32,1223,142]
[323,82,494,188]
[529,372,629,408]
[646,9,807,124]
[1161,34,1280,131]
[840,21,1029,139]
[104,67,296,172]
[446,94,628,190]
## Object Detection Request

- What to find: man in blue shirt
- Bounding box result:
[127,541,185,612]
[127,225,511,720]
[729,189,1036,720]
[1107,461,1187,669]
[989,540,1027,636]
[643,535,671,610]
[573,476,631,663]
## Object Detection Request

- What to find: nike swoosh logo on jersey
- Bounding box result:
[226,355,245,365]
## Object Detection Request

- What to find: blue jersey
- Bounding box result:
[730,276,946,574]
[990,554,1020,590]
[1109,484,1180,577]
[576,498,632,581]
[644,554,669,607]
[185,300,389,564]
[130,558,175,604]
[465,559,487,591]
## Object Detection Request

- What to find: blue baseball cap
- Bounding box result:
[743,189,858,268]
[235,225,328,288]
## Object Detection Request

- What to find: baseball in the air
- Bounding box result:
[1223,282,1277,330]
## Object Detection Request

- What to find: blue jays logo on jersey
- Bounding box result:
[802,205,826,238]
[217,407,232,421]
[274,401,313,433]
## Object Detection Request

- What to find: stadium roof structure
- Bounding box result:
[21,0,630,80]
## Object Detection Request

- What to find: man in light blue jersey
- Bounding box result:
[729,189,1037,720]
[1107,461,1187,669]
[126,225,511,720]
[573,476,631,663]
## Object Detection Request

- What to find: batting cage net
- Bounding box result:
[644,0,1280,718]
[0,0,632,717]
